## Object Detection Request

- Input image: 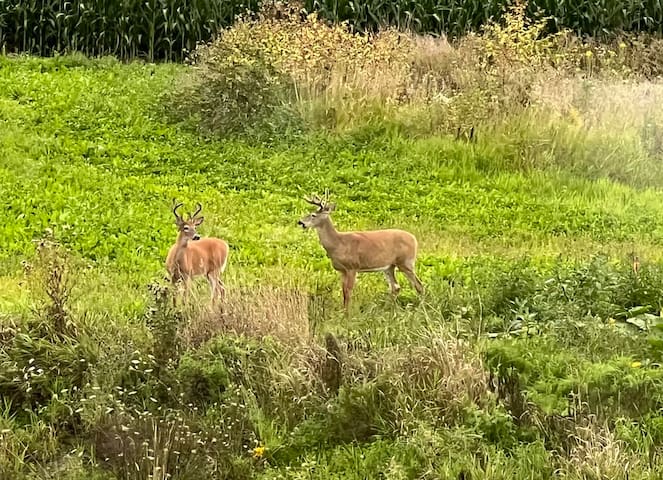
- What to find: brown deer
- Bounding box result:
[166,201,229,305]
[298,193,424,311]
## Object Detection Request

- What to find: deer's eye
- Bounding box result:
[183,226,190,231]
[311,213,317,218]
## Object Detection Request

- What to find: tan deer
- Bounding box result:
[298,193,424,311]
[166,201,229,305]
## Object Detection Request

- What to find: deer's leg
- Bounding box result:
[341,270,357,312]
[207,273,217,304]
[207,271,225,303]
[383,265,401,296]
[398,260,424,295]
[182,277,192,304]
[217,276,226,302]
[171,273,182,307]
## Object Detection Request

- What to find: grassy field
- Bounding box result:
[3,53,663,479]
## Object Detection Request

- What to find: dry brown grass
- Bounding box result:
[180,285,310,348]
[180,0,663,138]
[557,416,647,479]
[533,77,663,131]
[340,330,490,427]
[390,335,489,408]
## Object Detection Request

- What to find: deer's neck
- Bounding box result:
[316,217,341,253]
[175,233,191,254]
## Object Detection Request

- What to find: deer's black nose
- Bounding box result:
[193,234,201,240]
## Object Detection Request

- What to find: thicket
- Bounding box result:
[5,238,663,478]
[1,0,663,60]
[169,0,663,156]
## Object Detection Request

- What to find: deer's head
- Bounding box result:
[173,201,204,241]
[298,193,336,229]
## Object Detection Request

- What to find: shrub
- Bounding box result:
[167,3,414,135]
[171,1,663,138]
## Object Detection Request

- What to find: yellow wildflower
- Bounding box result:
[631,361,642,368]
[252,445,266,459]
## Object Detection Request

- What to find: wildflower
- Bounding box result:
[252,445,266,459]
[608,318,616,325]
[585,50,593,58]
[619,42,627,49]
[631,361,642,368]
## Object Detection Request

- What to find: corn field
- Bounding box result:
[0,0,662,61]
[305,0,663,38]
[0,0,259,61]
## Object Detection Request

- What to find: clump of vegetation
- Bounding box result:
[171,0,663,145]
[168,1,412,135]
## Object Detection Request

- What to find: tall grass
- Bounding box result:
[306,0,663,38]
[0,0,259,61]
[2,0,663,61]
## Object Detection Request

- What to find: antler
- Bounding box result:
[305,190,334,211]
[304,194,326,210]
[172,200,184,222]
[190,202,203,220]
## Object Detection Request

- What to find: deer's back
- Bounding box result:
[329,229,418,271]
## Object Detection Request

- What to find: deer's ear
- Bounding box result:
[174,217,184,227]
[194,216,204,226]
[326,203,336,212]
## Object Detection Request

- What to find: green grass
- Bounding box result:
[3,55,663,479]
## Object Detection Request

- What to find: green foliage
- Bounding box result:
[486,337,663,419]
[3,0,663,62]
[176,355,229,406]
[167,38,300,137]
[145,282,184,367]
[0,0,260,61]
[306,0,663,39]
[5,55,663,479]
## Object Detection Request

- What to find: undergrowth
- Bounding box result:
[4,2,663,477]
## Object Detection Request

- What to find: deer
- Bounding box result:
[165,201,229,305]
[298,193,424,312]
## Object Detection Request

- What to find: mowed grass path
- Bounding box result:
[1,55,663,313]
